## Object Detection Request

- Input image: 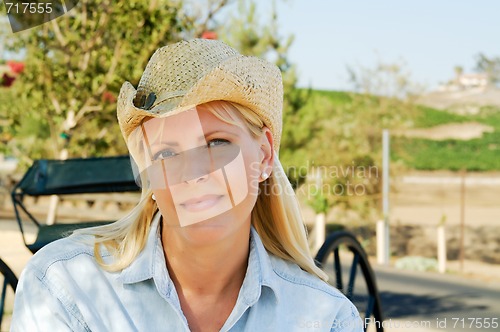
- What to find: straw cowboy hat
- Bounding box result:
[117,39,284,152]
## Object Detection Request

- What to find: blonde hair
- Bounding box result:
[81,101,327,281]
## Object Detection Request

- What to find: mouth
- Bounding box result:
[179,194,224,212]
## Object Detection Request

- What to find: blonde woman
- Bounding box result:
[12,39,362,332]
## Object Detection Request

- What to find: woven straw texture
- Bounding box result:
[117,39,284,151]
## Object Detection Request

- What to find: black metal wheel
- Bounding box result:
[315,231,384,332]
[0,258,18,331]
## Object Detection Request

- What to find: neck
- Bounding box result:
[161,223,251,299]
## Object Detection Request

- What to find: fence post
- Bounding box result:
[459,170,466,272]
[315,212,326,253]
[378,129,390,265]
[46,149,68,225]
[437,222,446,273]
[376,220,386,265]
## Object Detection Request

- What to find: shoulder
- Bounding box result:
[23,234,106,281]
[269,254,342,297]
[267,254,361,328]
[12,236,117,331]
[249,227,361,328]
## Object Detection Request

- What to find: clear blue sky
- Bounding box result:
[255,0,500,91]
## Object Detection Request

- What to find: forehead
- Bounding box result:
[141,104,245,141]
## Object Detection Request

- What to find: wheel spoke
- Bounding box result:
[334,248,343,292]
[0,278,7,328]
[347,252,359,299]
[365,295,375,322]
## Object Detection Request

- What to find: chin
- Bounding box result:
[179,209,251,246]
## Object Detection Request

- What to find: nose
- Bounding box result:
[184,173,209,184]
[180,150,211,184]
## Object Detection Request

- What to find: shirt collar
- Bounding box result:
[118,213,165,285]
[240,226,280,305]
[118,213,280,303]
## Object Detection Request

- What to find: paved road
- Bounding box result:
[321,258,500,331]
[372,266,500,331]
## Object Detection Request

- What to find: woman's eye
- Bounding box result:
[208,138,230,148]
[152,149,177,161]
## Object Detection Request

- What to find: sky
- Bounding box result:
[255,0,500,92]
[2,1,499,93]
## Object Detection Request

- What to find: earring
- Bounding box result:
[152,193,156,201]
[261,172,269,181]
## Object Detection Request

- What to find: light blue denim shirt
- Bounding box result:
[11,213,362,331]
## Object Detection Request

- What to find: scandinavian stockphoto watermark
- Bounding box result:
[254,159,380,199]
[2,0,79,33]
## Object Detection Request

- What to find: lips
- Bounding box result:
[179,194,224,212]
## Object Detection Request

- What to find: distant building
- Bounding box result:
[437,72,489,92]
[457,73,488,88]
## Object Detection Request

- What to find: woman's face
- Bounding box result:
[138,104,272,243]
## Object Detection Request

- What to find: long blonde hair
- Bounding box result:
[82,101,327,281]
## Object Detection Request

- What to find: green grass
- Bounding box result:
[413,106,470,128]
[297,89,500,171]
[472,106,500,129]
[393,105,500,171]
[392,132,500,171]
[312,89,353,105]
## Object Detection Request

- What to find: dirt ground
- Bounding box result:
[391,170,500,227]
[394,122,494,140]
[417,86,500,111]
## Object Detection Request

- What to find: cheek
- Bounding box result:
[153,189,180,225]
[243,152,262,195]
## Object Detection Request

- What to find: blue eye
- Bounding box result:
[208,138,230,148]
[152,149,177,161]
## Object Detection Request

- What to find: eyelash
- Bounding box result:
[152,138,230,161]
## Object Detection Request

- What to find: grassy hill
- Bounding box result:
[294,90,500,171]
[392,105,500,171]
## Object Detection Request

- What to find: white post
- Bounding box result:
[46,196,59,226]
[437,224,446,273]
[46,148,68,225]
[376,220,385,265]
[315,212,326,253]
[314,167,325,251]
[380,129,390,265]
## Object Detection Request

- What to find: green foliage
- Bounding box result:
[413,106,469,128]
[392,134,500,171]
[281,88,418,220]
[2,0,306,173]
[307,191,328,214]
[475,53,500,85]
[392,104,500,171]
[473,106,500,129]
[1,0,190,162]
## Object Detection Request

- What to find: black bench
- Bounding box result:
[11,155,140,254]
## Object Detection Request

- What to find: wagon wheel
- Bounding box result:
[315,231,384,332]
[0,258,18,330]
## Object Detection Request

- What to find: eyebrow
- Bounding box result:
[151,130,237,147]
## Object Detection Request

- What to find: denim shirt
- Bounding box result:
[11,213,362,332]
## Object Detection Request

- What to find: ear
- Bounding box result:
[258,126,274,178]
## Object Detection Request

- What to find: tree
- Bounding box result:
[217,0,310,187]
[475,53,500,85]
[1,0,303,172]
[0,0,233,164]
[454,65,464,84]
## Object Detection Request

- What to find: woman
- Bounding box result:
[12,39,362,331]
